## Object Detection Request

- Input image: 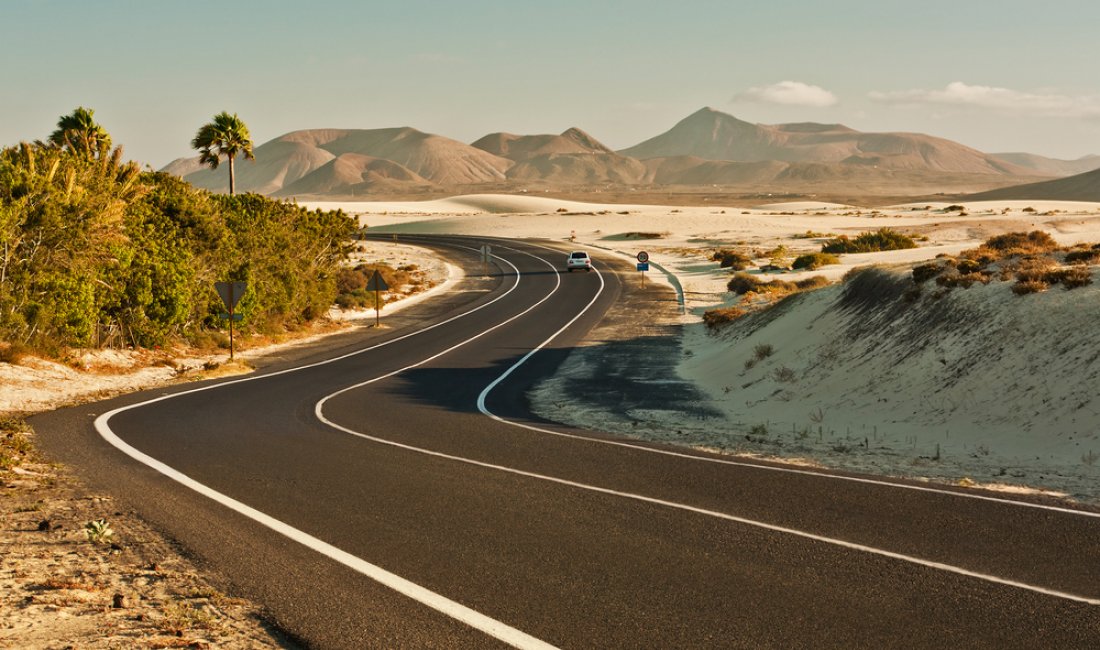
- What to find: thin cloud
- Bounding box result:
[734,81,839,107]
[869,82,1100,119]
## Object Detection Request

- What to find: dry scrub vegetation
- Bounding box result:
[912,231,1095,295]
[704,274,831,330]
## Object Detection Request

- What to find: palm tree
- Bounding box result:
[191,111,255,195]
[49,106,111,157]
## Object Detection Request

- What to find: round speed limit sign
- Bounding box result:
[636,251,650,263]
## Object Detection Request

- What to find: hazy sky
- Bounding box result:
[5,0,1099,167]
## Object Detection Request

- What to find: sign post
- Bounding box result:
[366,270,389,327]
[214,281,247,361]
[636,251,650,288]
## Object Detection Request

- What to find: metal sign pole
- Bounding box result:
[375,288,380,327]
[216,281,247,361]
[228,286,235,361]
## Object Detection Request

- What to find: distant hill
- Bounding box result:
[505,152,647,185]
[619,107,1030,176]
[275,153,435,197]
[966,167,1100,202]
[165,128,511,194]
[989,152,1100,177]
[471,127,612,161]
[160,109,1062,198]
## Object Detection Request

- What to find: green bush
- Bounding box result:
[822,229,917,254]
[0,142,355,351]
[791,252,839,270]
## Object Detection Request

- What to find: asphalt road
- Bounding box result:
[31,236,1100,648]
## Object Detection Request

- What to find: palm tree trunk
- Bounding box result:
[228,154,236,195]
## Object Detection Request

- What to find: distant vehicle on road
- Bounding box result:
[566,251,592,272]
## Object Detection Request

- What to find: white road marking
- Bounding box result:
[95,244,561,650]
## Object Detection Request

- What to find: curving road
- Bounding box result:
[32,236,1100,648]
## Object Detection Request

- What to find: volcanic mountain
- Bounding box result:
[619,107,1030,176]
[471,127,613,161]
[160,109,1083,199]
[163,128,511,194]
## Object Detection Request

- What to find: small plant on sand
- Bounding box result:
[710,249,753,270]
[822,229,917,254]
[1083,450,1098,466]
[772,366,797,383]
[748,424,768,437]
[84,518,114,545]
[912,262,944,283]
[1011,279,1048,295]
[0,342,34,365]
[791,252,840,270]
[753,343,775,360]
[0,418,35,470]
[703,307,748,330]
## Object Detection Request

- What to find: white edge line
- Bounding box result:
[94,244,560,650]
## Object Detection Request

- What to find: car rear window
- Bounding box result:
[570,252,588,258]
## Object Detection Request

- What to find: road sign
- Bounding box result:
[367,270,389,327]
[636,251,650,263]
[637,262,650,272]
[214,281,247,361]
[218,313,243,321]
[215,281,247,310]
[366,271,389,292]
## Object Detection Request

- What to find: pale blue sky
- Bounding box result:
[5,0,1099,166]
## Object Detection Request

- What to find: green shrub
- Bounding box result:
[791,252,839,270]
[822,229,917,254]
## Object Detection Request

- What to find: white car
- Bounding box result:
[566,251,592,272]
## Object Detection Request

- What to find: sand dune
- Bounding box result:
[966,167,1100,202]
